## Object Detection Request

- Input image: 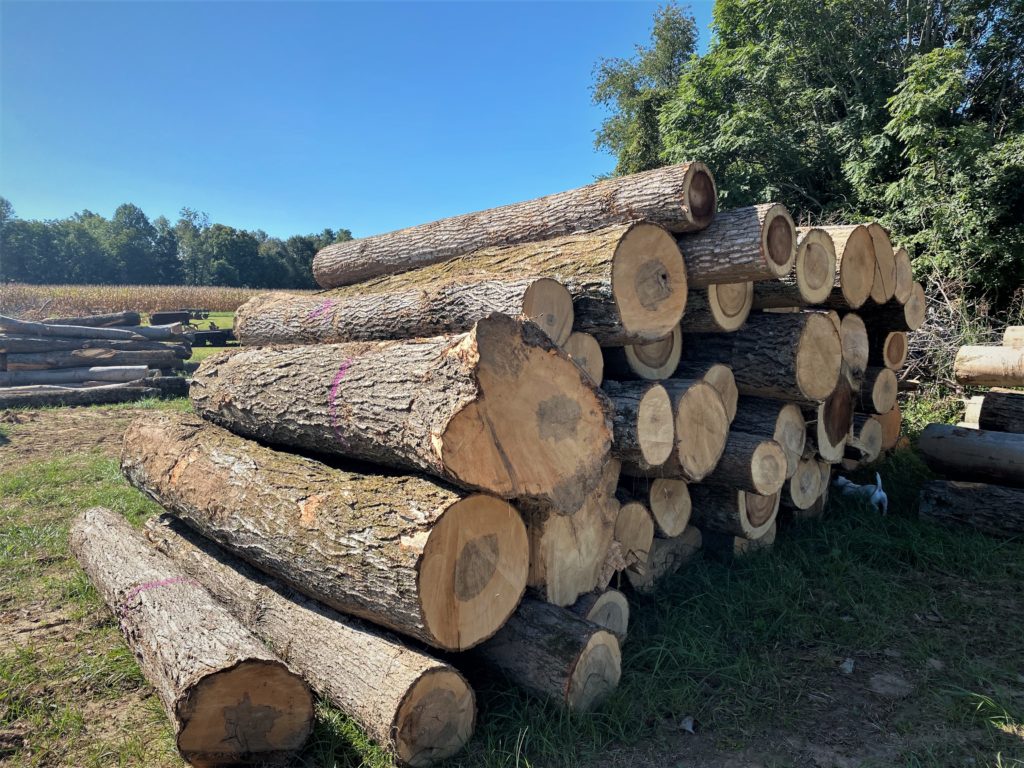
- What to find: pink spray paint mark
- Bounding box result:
[119,576,198,613]
[306,299,337,322]
[328,358,354,446]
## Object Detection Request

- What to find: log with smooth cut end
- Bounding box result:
[145,516,475,767]
[603,381,674,471]
[313,162,716,287]
[873,405,902,450]
[191,313,611,513]
[954,345,1024,388]
[660,379,731,481]
[603,325,682,381]
[614,499,656,575]
[0,365,151,387]
[917,424,1024,488]
[863,283,926,333]
[918,480,1024,539]
[41,310,142,327]
[857,367,898,414]
[805,376,853,463]
[783,455,823,511]
[470,598,622,712]
[5,348,183,371]
[867,223,897,304]
[567,589,630,642]
[619,477,691,537]
[682,311,842,403]
[626,526,702,593]
[847,414,883,462]
[673,361,738,421]
[978,388,1024,433]
[893,247,913,304]
[121,413,529,651]
[70,508,314,766]
[702,431,787,495]
[838,313,869,382]
[869,331,908,371]
[810,225,875,309]
[563,332,603,384]
[731,397,806,478]
[689,485,780,539]
[1004,326,1024,348]
[234,276,576,348]
[751,228,837,308]
[683,283,753,332]
[679,203,796,287]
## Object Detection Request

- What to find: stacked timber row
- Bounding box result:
[0,312,190,408]
[918,330,1024,538]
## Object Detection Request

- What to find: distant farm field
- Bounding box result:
[0,283,309,319]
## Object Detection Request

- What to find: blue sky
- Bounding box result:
[1,2,713,239]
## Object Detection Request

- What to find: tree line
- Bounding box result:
[593,0,1024,310]
[0,197,351,289]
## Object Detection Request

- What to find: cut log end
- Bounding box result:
[868,223,897,304]
[522,278,575,347]
[701,363,738,422]
[614,501,655,574]
[611,224,689,341]
[880,332,908,370]
[674,381,730,481]
[868,367,899,414]
[840,313,869,379]
[563,332,604,385]
[904,282,926,331]
[764,206,797,275]
[775,403,807,478]
[637,385,675,467]
[682,163,717,230]
[708,282,753,331]
[797,229,837,304]
[394,668,476,767]
[786,457,822,510]
[743,491,781,537]
[893,247,913,304]
[569,590,630,642]
[647,477,691,537]
[834,225,875,309]
[623,325,683,380]
[567,631,622,713]
[796,313,844,401]
[750,439,787,496]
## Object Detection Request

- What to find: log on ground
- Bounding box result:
[0,336,190,357]
[602,381,674,471]
[41,310,142,327]
[917,423,1024,488]
[618,476,691,537]
[702,431,787,495]
[5,348,183,371]
[673,361,738,421]
[626,526,702,593]
[689,484,780,539]
[1004,326,1024,348]
[563,332,603,384]
[0,383,159,410]
[567,589,630,642]
[0,365,151,386]
[918,480,1024,538]
[978,388,1024,433]
[954,346,1024,388]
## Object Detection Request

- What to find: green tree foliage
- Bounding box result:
[0,196,352,289]
[594,0,1024,308]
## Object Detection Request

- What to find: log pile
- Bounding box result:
[0,312,190,408]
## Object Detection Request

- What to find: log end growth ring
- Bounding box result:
[763,204,797,277]
[637,385,675,467]
[563,332,604,385]
[611,223,688,341]
[393,668,477,766]
[625,325,682,380]
[682,162,717,230]
[797,229,837,304]
[871,368,899,414]
[775,403,807,478]
[739,491,780,539]
[751,439,787,496]
[840,313,869,377]
[708,282,753,332]
[674,381,729,481]
[648,477,691,537]
[795,313,843,401]
[702,363,738,422]
[868,223,897,304]
[521,278,575,347]
[884,332,908,370]
[567,630,622,712]
[583,590,630,641]
[837,225,875,309]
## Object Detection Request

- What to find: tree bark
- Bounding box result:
[0,336,188,357]
[0,383,159,409]
[602,325,682,380]
[672,361,738,421]
[702,522,777,559]
[917,423,1024,488]
[233,276,575,348]
[5,348,183,371]
[681,312,842,402]
[702,431,786,495]
[954,345,1024,388]
[1003,326,1024,348]
[861,283,926,333]
[678,203,796,287]
[683,283,753,332]
[121,412,529,651]
[41,310,141,327]
[563,332,603,384]
[145,516,476,767]
[918,480,1024,538]
[0,365,151,386]
[602,381,674,471]
[689,484,779,539]
[977,388,1024,433]
[313,162,716,287]
[69,508,314,766]
[893,246,913,305]
[867,223,897,304]
[567,589,630,642]
[807,225,875,309]
[626,527,702,593]
[731,396,806,478]
[750,228,837,308]
[869,331,908,370]
[856,367,898,413]
[191,314,612,513]
[618,476,691,537]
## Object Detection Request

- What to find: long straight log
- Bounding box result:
[672,361,738,421]
[918,480,1024,538]
[0,335,190,357]
[689,485,780,539]
[619,477,691,537]
[731,397,806,478]
[978,388,1024,433]
[234,276,575,347]
[6,348,183,371]
[70,508,314,765]
[893,246,913,304]
[626,526,702,593]
[0,383,159,409]
[191,314,611,512]
[678,203,796,287]
[121,413,529,651]
[602,325,682,380]
[683,283,753,332]
[954,346,1024,387]
[867,223,897,304]
[917,424,1024,487]
[0,365,150,386]
[869,331,909,370]
[1003,326,1024,348]
[809,225,875,309]
[702,431,786,495]
[602,381,674,471]
[567,589,630,642]
[0,314,147,340]
[314,162,716,287]
[41,310,141,327]
[145,516,476,766]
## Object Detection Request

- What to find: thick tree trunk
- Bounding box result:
[750,228,837,308]
[893,246,913,305]
[69,508,314,765]
[602,381,675,471]
[918,480,1024,538]
[672,361,738,421]
[191,314,612,513]
[873,405,902,450]
[867,223,897,304]
[689,485,780,539]
[602,325,682,380]
[5,348,183,371]
[469,598,622,712]
[618,476,691,537]
[41,310,141,327]
[808,225,875,309]
[702,431,787,495]
[869,331,908,370]
[782,455,823,511]
[121,412,529,651]
[978,388,1024,433]
[862,283,926,333]
[847,413,882,462]
[917,424,1024,487]
[1003,326,1024,348]
[856,367,899,414]
[563,332,603,384]
[683,283,753,332]
[234,276,575,348]
[626,526,702,593]
[0,365,150,386]
[0,382,159,409]
[0,336,189,356]
[731,396,806,478]
[313,162,716,287]
[640,379,731,482]
[681,312,842,402]
[613,498,656,576]
[567,589,630,642]
[678,203,796,287]
[145,516,475,767]
[954,346,1024,387]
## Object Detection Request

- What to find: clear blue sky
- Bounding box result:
[1,2,713,239]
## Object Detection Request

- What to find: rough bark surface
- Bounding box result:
[731,397,806,478]
[978,388,1024,433]
[918,480,1024,538]
[69,508,314,765]
[869,331,908,371]
[313,162,715,287]
[954,346,1024,388]
[145,516,476,767]
[683,284,753,332]
[688,485,780,539]
[917,424,1024,488]
[0,336,188,356]
[0,365,150,386]
[0,383,159,409]
[191,314,612,513]
[5,348,182,371]
[121,412,529,651]
[702,431,787,495]
[626,526,702,593]
[41,310,142,326]
[862,284,926,333]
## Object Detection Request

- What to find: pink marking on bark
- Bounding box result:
[120,576,199,612]
[328,358,354,446]
[306,299,337,321]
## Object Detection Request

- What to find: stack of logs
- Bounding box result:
[917,327,1024,537]
[69,162,925,767]
[0,311,191,408]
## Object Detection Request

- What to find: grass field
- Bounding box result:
[1,401,1022,767]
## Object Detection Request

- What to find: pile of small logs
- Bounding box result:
[0,311,191,408]
[917,327,1024,538]
[69,162,927,766]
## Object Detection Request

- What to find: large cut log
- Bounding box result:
[192,314,611,512]
[0,314,145,341]
[603,325,682,380]
[1004,326,1024,348]
[954,346,1024,388]
[856,367,898,414]
[869,331,908,371]
[313,162,716,286]
[41,310,141,327]
[619,477,691,537]
[805,375,853,463]
[730,397,806,478]
[603,381,674,471]
[862,283,926,333]
[0,382,159,410]
[867,223,897,304]
[626,526,702,593]
[0,335,190,358]
[613,497,656,575]
[563,332,603,384]
[782,454,823,511]
[806,225,875,309]
[702,431,786,495]
[5,348,183,371]
[689,485,780,539]
[893,246,913,304]
[469,598,622,712]
[121,413,529,651]
[683,283,753,332]
[681,312,842,402]
[837,313,869,382]
[145,516,475,767]
[233,276,575,347]
[918,480,1024,538]
[874,405,902,450]
[678,203,796,287]
[567,589,630,642]
[751,227,837,308]
[69,508,314,765]
[917,424,1024,487]
[978,388,1024,433]
[847,414,883,462]
[0,365,150,386]
[673,361,738,421]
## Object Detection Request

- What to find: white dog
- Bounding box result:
[833,472,888,515]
